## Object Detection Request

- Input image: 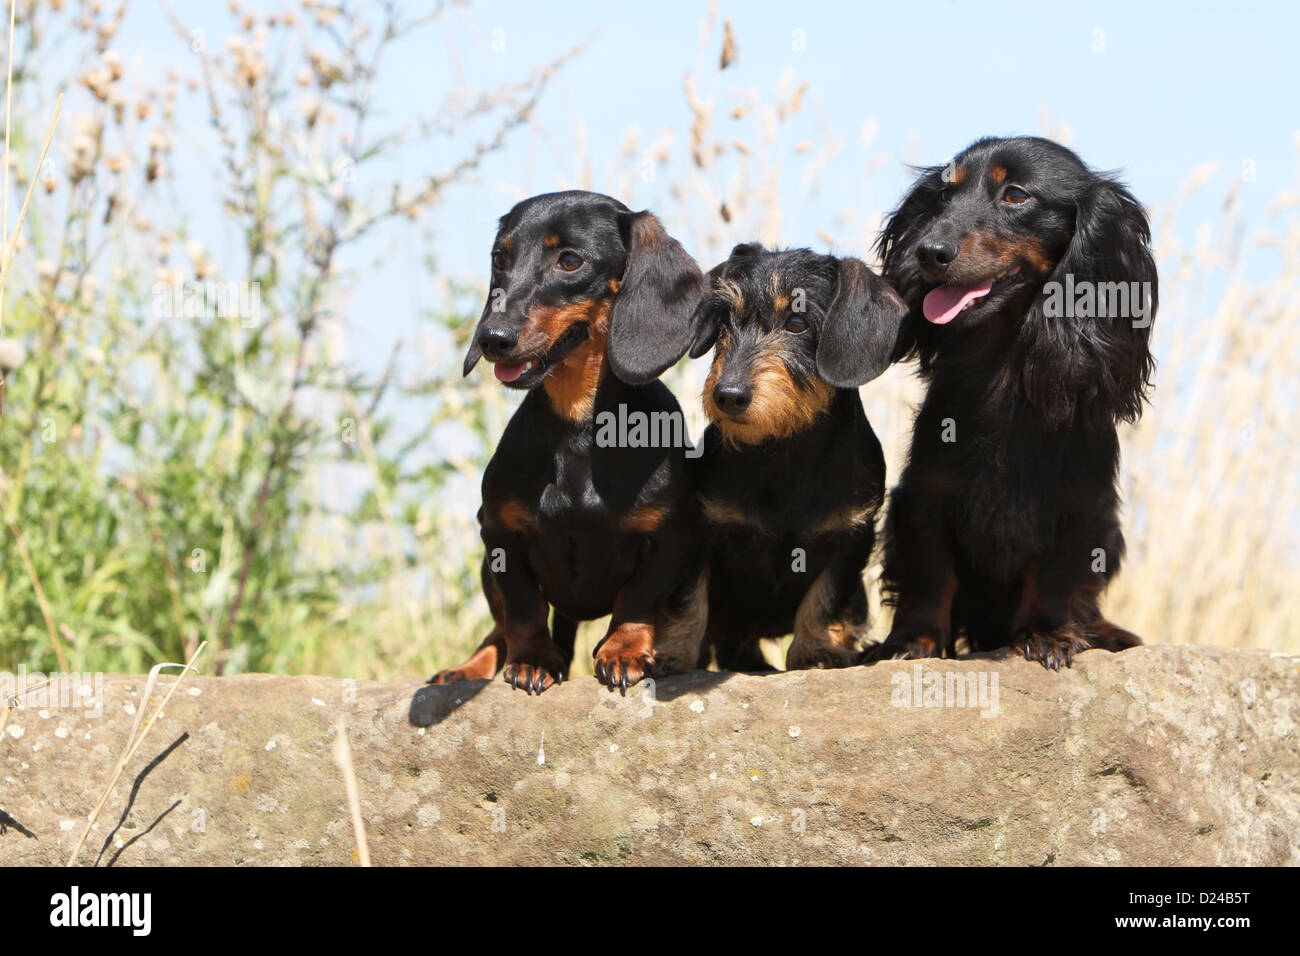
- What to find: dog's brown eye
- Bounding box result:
[491,250,507,271]
[558,251,583,271]
[1002,186,1031,205]
[939,187,953,203]
[784,315,808,334]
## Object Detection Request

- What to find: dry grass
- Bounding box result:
[1105,171,1300,652]
[66,642,206,865]
[332,720,371,867]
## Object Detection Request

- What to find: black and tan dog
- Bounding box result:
[863,136,1158,669]
[429,190,707,694]
[678,244,906,672]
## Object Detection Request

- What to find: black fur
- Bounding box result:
[863,136,1157,670]
[608,209,707,384]
[432,190,705,694]
[687,245,905,671]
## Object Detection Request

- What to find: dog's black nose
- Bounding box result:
[916,239,958,272]
[713,383,753,415]
[477,326,519,361]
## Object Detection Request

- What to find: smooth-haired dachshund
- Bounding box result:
[429,190,707,693]
[679,244,906,672]
[862,136,1158,669]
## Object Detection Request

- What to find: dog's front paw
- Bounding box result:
[787,643,860,671]
[502,648,566,695]
[859,633,944,664]
[1090,621,1143,652]
[593,624,655,694]
[428,665,485,685]
[644,652,693,679]
[428,641,502,685]
[1011,628,1092,671]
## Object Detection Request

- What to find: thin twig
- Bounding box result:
[0,0,15,417]
[2,0,15,331]
[0,91,60,293]
[332,721,370,867]
[67,642,206,866]
[8,520,70,673]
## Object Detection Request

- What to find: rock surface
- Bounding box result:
[1,644,1296,866]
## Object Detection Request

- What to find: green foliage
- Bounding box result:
[0,2,554,678]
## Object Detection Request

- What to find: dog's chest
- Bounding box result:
[536,443,604,523]
[702,456,865,542]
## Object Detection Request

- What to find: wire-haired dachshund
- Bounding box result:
[862,136,1158,670]
[679,244,906,672]
[429,190,708,694]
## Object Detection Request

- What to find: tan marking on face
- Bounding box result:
[502,236,514,251]
[989,165,1007,184]
[522,300,593,353]
[1003,236,1056,274]
[959,231,1058,277]
[524,298,613,422]
[773,294,790,314]
[719,278,744,315]
[608,277,621,294]
[951,166,966,185]
[543,234,560,248]
[703,347,834,446]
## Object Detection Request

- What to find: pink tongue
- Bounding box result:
[922,278,995,325]
[493,362,527,382]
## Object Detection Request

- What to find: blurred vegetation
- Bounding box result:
[0,3,1296,682]
[0,0,553,677]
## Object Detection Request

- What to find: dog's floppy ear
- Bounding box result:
[461,292,497,377]
[687,297,722,359]
[464,222,510,377]
[727,241,763,260]
[607,211,706,384]
[874,166,947,362]
[687,245,763,359]
[687,261,731,359]
[815,257,908,388]
[1019,176,1158,427]
[875,167,944,274]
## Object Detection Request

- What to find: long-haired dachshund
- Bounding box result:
[681,244,906,672]
[429,190,707,694]
[862,136,1158,670]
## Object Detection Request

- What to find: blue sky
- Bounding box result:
[401,0,1300,373]
[68,1,1300,375]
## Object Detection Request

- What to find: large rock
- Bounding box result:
[1,644,1295,865]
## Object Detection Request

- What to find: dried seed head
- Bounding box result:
[0,339,26,373]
